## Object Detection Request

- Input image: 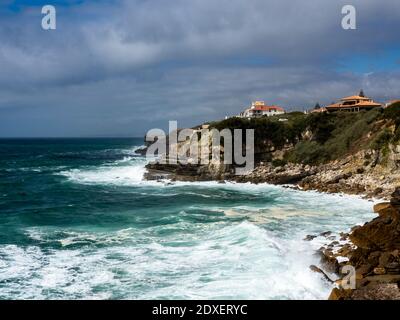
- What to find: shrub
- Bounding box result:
[285,141,328,165]
[383,102,400,122]
[370,129,394,150]
[212,109,385,165]
[271,158,287,167]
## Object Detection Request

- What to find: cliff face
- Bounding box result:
[145,128,234,181]
[144,108,400,198]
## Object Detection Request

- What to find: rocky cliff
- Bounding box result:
[144,108,400,199]
[317,187,400,300]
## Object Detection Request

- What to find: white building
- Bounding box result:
[239,101,285,118]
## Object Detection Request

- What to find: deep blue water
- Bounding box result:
[0,138,375,299]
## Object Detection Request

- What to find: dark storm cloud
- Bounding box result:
[0,0,400,137]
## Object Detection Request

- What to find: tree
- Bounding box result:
[314,103,321,109]
[359,89,365,97]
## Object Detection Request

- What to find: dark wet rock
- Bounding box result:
[356,168,365,174]
[385,263,400,274]
[303,235,317,241]
[309,265,334,283]
[316,249,340,274]
[339,232,349,241]
[390,188,400,206]
[356,264,373,278]
[320,231,332,237]
[134,147,148,156]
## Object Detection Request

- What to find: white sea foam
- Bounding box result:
[60,164,146,186]
[28,150,377,300]
[0,221,333,300]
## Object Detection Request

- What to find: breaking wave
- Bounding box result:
[0,139,376,300]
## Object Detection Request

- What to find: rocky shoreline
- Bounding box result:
[145,153,397,200]
[307,188,400,300]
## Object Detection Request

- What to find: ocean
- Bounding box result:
[0,138,375,300]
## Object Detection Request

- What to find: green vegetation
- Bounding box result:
[370,129,393,150]
[383,101,400,122]
[285,141,327,164]
[271,158,287,167]
[211,112,309,148]
[382,101,400,142]
[210,107,399,165]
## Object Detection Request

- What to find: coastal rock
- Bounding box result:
[309,265,334,283]
[304,235,317,241]
[320,231,332,237]
[339,232,349,241]
[350,284,400,300]
[327,187,400,300]
[328,288,353,300]
[356,264,372,278]
[373,267,386,275]
[349,190,400,251]
[316,249,340,274]
[391,188,400,206]
[337,244,353,257]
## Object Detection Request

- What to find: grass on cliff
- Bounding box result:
[382,101,400,142]
[211,108,393,165]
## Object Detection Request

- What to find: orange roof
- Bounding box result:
[357,101,382,107]
[340,95,370,101]
[325,103,341,109]
[326,101,381,109]
[251,105,284,112]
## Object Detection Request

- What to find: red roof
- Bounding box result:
[251,105,284,112]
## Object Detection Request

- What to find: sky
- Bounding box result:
[0,0,400,137]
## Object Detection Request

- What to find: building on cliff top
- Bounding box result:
[324,94,382,113]
[239,101,285,118]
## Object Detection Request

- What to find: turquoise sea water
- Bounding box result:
[0,138,375,299]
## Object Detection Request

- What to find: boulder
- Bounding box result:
[309,265,334,283]
[303,235,317,241]
[373,202,394,215]
[316,249,340,274]
[326,187,400,300]
[350,193,400,251]
[320,231,332,237]
[328,288,353,300]
[355,264,372,278]
[373,267,386,275]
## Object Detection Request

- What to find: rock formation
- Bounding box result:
[322,187,400,300]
